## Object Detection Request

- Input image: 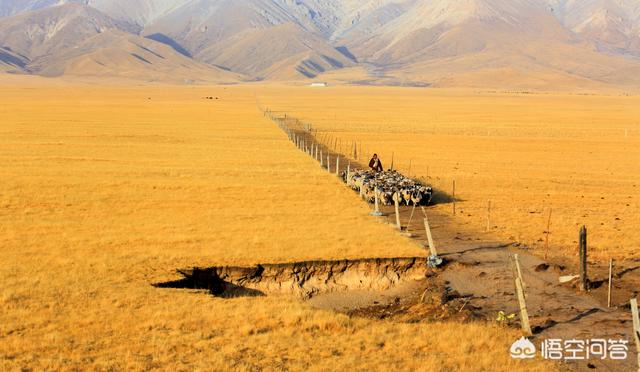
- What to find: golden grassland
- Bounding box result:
[0,79,555,370]
[260,86,640,263]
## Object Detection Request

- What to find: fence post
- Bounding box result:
[320,149,324,167]
[513,254,526,295]
[327,155,331,173]
[371,188,383,216]
[423,214,437,257]
[608,259,613,308]
[515,276,532,337]
[630,298,640,370]
[407,204,416,231]
[452,179,456,215]
[336,156,340,176]
[513,254,532,336]
[579,226,588,291]
[390,152,394,171]
[394,192,402,230]
[544,208,552,260]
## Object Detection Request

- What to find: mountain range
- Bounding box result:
[1,0,640,88]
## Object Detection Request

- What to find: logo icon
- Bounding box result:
[510,337,537,359]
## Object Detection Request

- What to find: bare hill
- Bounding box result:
[0,3,239,83]
[0,4,139,59]
[0,46,28,72]
[1,0,640,88]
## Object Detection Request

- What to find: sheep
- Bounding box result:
[342,169,433,206]
[401,189,412,206]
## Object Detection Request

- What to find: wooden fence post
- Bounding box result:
[515,277,532,337]
[630,298,640,370]
[390,152,394,171]
[579,226,588,291]
[336,156,340,176]
[608,259,613,308]
[513,254,532,336]
[327,155,331,173]
[407,204,416,231]
[544,208,552,260]
[423,214,437,257]
[371,188,383,216]
[394,192,402,230]
[452,179,456,215]
[513,254,526,295]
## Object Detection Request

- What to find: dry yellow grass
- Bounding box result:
[0,79,556,370]
[260,86,640,263]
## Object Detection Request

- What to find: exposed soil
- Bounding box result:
[175,257,435,299]
[167,258,477,327]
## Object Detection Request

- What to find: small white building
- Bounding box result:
[310,82,328,87]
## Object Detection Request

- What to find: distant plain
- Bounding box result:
[260,85,640,263]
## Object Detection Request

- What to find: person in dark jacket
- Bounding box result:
[369,154,383,172]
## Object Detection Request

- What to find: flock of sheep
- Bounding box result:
[342,169,433,206]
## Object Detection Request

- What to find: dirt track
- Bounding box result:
[271,114,640,371]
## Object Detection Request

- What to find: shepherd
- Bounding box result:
[369,154,383,172]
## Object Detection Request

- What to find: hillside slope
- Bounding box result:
[0,4,239,83]
[1,0,640,88]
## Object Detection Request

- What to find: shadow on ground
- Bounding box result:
[153,274,265,298]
